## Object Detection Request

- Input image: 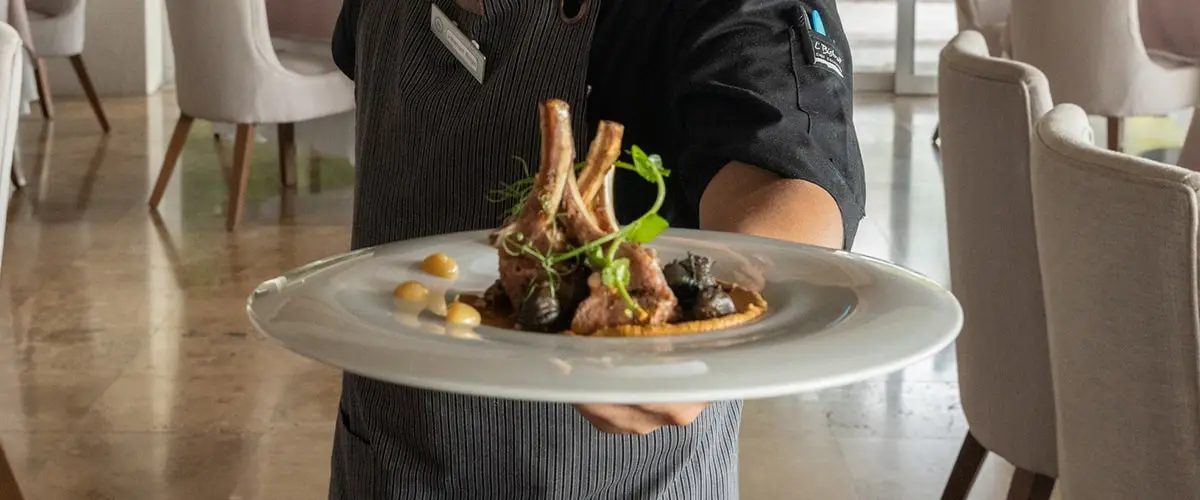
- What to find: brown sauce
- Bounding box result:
[457,282,767,337]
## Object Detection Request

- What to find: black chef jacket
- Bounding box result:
[331,0,866,249]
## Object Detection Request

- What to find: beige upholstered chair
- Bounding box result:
[25,0,108,132]
[1009,0,1200,152]
[0,21,27,500]
[1031,103,1200,500]
[956,0,1010,57]
[150,0,354,231]
[935,0,1012,144]
[937,31,1057,500]
[264,0,341,42]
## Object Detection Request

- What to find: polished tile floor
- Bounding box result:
[0,93,1187,499]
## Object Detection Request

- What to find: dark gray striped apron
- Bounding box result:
[332,1,742,498]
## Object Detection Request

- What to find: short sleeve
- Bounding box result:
[667,0,866,248]
[332,0,360,80]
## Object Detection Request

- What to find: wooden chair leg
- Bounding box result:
[226,124,256,231]
[1007,468,1055,500]
[32,57,52,120]
[277,123,296,188]
[1107,116,1123,152]
[149,114,196,209]
[0,444,25,500]
[940,432,988,500]
[69,55,110,134]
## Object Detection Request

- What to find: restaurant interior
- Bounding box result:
[0,0,1196,498]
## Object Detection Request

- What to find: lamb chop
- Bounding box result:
[560,122,678,334]
[491,99,677,335]
[492,101,575,309]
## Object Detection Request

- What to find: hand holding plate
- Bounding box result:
[574,402,710,435]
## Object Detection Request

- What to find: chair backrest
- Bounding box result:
[25,0,78,17]
[956,0,1011,31]
[1009,0,1177,116]
[164,0,284,122]
[1032,103,1200,499]
[938,30,1058,476]
[264,0,341,42]
[0,23,22,272]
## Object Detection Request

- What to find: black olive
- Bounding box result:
[557,265,591,308]
[519,284,562,333]
[693,287,736,320]
[664,260,698,301]
[688,254,718,290]
[664,253,718,305]
[484,280,511,311]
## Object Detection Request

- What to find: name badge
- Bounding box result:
[431,4,486,83]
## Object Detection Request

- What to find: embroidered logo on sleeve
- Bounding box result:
[812,38,844,78]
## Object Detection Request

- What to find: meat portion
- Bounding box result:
[494,101,575,307]
[558,124,677,335]
[571,273,677,334]
[493,100,678,335]
[576,121,622,234]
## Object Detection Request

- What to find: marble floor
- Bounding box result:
[0,93,1187,499]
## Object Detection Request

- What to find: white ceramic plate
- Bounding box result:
[247,229,962,403]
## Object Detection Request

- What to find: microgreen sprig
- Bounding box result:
[555,146,672,313]
[492,146,672,317]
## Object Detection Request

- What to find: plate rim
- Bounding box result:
[246,228,963,403]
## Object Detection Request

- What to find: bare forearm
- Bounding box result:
[699,162,845,249]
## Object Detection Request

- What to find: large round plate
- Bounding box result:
[247,229,962,403]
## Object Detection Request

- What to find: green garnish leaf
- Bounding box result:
[625,214,668,244]
[601,257,631,289]
[585,245,607,270]
[624,146,671,182]
[601,258,639,311]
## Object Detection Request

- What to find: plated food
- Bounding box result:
[395,99,768,337]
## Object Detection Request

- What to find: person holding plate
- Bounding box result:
[329,0,865,497]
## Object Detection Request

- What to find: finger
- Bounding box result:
[575,404,664,435]
[632,402,710,426]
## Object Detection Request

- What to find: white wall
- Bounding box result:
[44,0,169,97]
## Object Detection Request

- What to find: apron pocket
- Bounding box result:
[330,406,375,499]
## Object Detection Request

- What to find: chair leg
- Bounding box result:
[148,114,195,209]
[9,151,25,189]
[226,124,256,231]
[309,154,322,193]
[69,55,110,134]
[1107,116,1123,152]
[0,444,25,500]
[32,58,52,120]
[277,123,296,188]
[1006,468,1055,500]
[940,432,988,500]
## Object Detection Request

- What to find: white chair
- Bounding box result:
[955,0,1011,57]
[25,0,108,132]
[1009,0,1200,151]
[150,0,354,231]
[937,31,1057,500]
[935,0,1012,144]
[0,21,27,500]
[1032,103,1200,500]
